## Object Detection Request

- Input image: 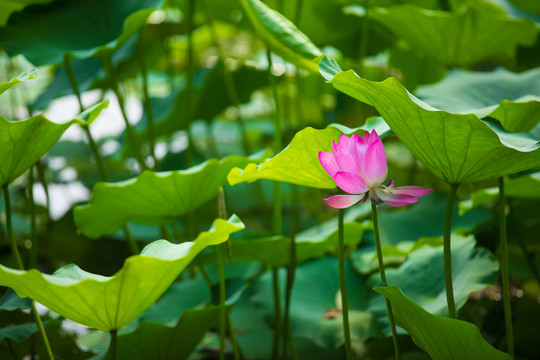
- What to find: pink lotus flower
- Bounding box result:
[319,130,433,209]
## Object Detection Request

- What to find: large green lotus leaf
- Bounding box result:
[368,236,498,321]
[228,119,391,188]
[238,0,322,73]
[375,286,511,360]
[74,152,267,238]
[216,204,369,267]
[459,171,540,214]
[370,4,538,67]
[0,100,108,186]
[0,0,163,66]
[318,55,540,184]
[0,68,37,95]
[102,307,220,360]
[0,0,54,25]
[0,216,244,331]
[251,257,382,350]
[416,67,540,132]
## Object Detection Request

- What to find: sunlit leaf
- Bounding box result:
[0,216,243,331]
[375,285,512,359]
[0,0,164,65]
[318,55,540,184]
[0,68,37,95]
[228,120,390,188]
[370,4,538,67]
[416,67,540,132]
[238,0,322,72]
[0,100,108,186]
[74,151,268,238]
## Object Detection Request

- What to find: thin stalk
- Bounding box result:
[202,0,251,156]
[510,199,540,285]
[63,54,84,111]
[217,187,227,360]
[5,338,18,360]
[281,231,299,360]
[338,209,353,360]
[227,315,242,360]
[28,166,37,268]
[358,0,370,77]
[184,0,196,168]
[137,27,157,165]
[3,184,54,360]
[36,161,50,216]
[123,226,140,255]
[108,330,118,360]
[371,202,401,360]
[102,55,147,170]
[267,48,283,360]
[498,178,514,358]
[444,184,459,319]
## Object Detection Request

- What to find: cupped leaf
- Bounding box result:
[416,67,540,132]
[0,69,37,95]
[74,152,267,238]
[0,0,163,65]
[375,285,512,360]
[238,0,321,72]
[0,100,109,186]
[370,4,538,67]
[318,55,540,184]
[0,216,244,331]
[228,120,390,188]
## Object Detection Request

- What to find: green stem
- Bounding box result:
[217,187,227,360]
[338,209,353,360]
[227,315,243,360]
[184,0,196,168]
[36,161,50,216]
[371,202,401,360]
[281,232,299,360]
[3,184,54,360]
[5,337,18,360]
[102,55,148,170]
[28,166,37,268]
[137,26,157,166]
[498,178,514,358]
[271,267,282,360]
[444,184,459,319]
[202,0,251,156]
[510,200,540,285]
[108,330,118,360]
[122,225,140,255]
[358,0,370,77]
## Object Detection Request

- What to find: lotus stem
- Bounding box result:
[337,209,353,360]
[217,187,228,360]
[444,184,459,319]
[28,165,38,268]
[137,26,157,166]
[281,230,299,360]
[108,330,118,360]
[102,55,148,170]
[498,177,514,358]
[271,267,282,360]
[3,184,55,360]
[371,202,401,360]
[184,0,196,168]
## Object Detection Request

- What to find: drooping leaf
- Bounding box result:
[374,285,512,360]
[102,307,221,360]
[238,0,322,73]
[459,171,540,214]
[0,216,244,331]
[370,4,538,67]
[416,67,540,132]
[368,236,499,320]
[0,100,109,186]
[0,0,164,65]
[318,55,540,184]
[74,151,268,238]
[0,68,37,95]
[227,120,391,188]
